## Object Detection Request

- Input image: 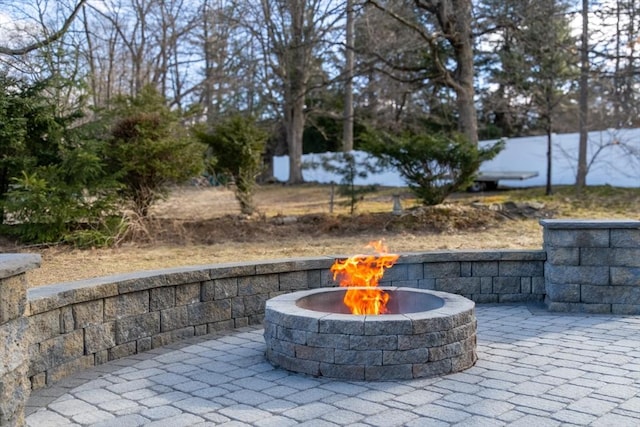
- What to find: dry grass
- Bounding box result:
[11,183,639,287]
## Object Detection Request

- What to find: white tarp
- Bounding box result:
[274,128,640,188]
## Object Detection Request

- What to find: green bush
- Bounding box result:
[196,115,267,215]
[363,130,503,206]
[105,86,206,217]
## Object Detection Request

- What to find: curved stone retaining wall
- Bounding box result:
[25,250,545,391]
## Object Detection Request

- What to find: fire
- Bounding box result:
[330,240,399,315]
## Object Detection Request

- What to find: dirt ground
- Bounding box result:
[13,183,638,287]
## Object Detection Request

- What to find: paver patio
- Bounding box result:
[26,304,640,426]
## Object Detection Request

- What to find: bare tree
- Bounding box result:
[366,0,478,144]
[342,0,355,152]
[237,0,345,184]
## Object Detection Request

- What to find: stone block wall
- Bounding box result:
[25,250,544,390]
[541,219,640,314]
[0,254,41,427]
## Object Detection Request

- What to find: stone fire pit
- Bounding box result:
[264,287,477,380]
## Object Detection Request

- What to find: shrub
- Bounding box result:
[105,86,206,217]
[363,130,503,206]
[195,115,267,215]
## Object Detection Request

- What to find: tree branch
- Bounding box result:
[0,0,88,56]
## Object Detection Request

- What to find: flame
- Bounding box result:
[330,240,399,315]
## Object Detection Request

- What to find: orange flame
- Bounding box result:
[330,240,399,315]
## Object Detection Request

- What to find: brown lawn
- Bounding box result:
[6,184,638,287]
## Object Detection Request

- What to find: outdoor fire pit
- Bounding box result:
[264,287,476,380]
[263,241,476,380]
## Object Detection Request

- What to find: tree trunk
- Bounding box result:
[546,126,553,196]
[342,0,355,152]
[576,0,589,190]
[286,95,306,184]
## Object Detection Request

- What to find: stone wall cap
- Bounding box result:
[540,219,640,229]
[0,253,41,279]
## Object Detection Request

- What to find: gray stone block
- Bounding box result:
[480,277,493,294]
[151,327,194,348]
[472,294,498,303]
[364,317,412,335]
[611,304,640,315]
[72,300,103,329]
[451,350,477,372]
[493,277,520,294]
[610,267,640,286]
[350,334,398,351]
[545,229,610,248]
[473,261,498,277]
[435,277,481,294]
[581,285,640,304]
[612,249,640,267]
[160,306,188,332]
[545,264,609,286]
[365,364,413,380]
[231,297,245,318]
[319,362,364,380]
[499,261,543,277]
[428,341,465,361]
[243,294,269,315]
[104,291,149,321]
[547,247,580,265]
[611,229,640,248]
[46,354,94,384]
[115,312,160,344]
[187,300,231,325]
[383,348,428,365]
[137,336,151,352]
[294,345,334,362]
[59,306,74,334]
[417,278,435,290]
[412,358,452,378]
[580,248,612,266]
[277,326,307,344]
[209,263,256,279]
[207,319,235,333]
[424,262,460,278]
[175,283,200,306]
[545,282,581,302]
[306,270,322,288]
[306,332,349,349]
[382,264,408,282]
[460,262,472,277]
[499,293,543,303]
[318,315,364,335]
[532,276,546,294]
[29,310,60,343]
[150,287,175,311]
[40,329,84,369]
[334,349,382,365]
[279,271,308,291]
[0,274,26,325]
[407,264,424,280]
[256,258,333,274]
[238,274,278,296]
[108,341,137,360]
[211,278,237,300]
[521,277,532,294]
[84,322,116,354]
[234,317,249,328]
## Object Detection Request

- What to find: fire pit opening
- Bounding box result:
[296,288,445,314]
[264,287,477,381]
